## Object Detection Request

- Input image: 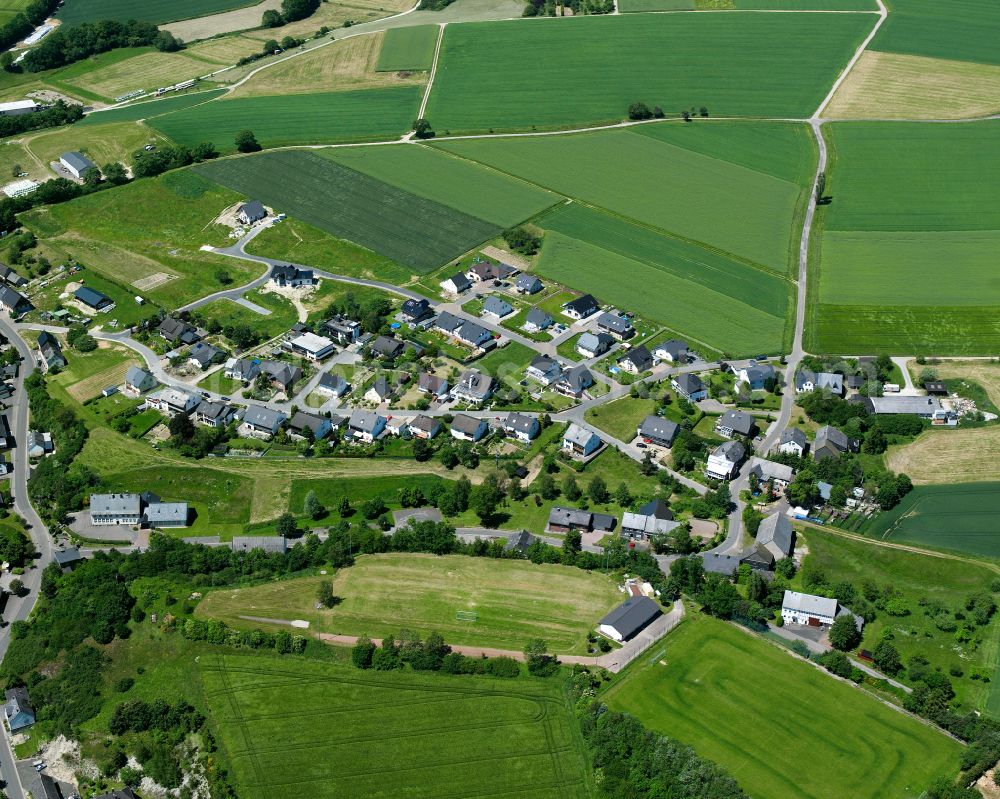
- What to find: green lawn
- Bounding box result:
[200,651,590,799]
[193,289,299,343]
[871,0,1000,66]
[801,526,1000,710]
[376,25,440,72]
[197,552,621,652]
[603,613,961,799]
[58,0,258,24]
[424,14,874,131]
[30,269,163,329]
[475,341,537,385]
[149,87,422,151]
[196,151,499,272]
[288,474,452,520]
[322,144,560,228]
[584,395,656,442]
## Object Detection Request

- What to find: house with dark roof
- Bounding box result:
[232,536,287,555]
[741,541,775,572]
[596,312,634,341]
[652,339,688,364]
[504,530,537,553]
[671,373,706,401]
[417,372,449,399]
[482,296,514,319]
[452,369,493,404]
[618,345,653,374]
[188,342,224,370]
[526,354,562,386]
[715,409,756,439]
[0,285,31,316]
[348,409,386,442]
[467,261,515,282]
[26,430,53,458]
[159,316,200,345]
[224,357,260,383]
[701,551,740,577]
[364,375,393,404]
[747,456,795,488]
[778,427,808,457]
[4,686,35,732]
[322,315,361,345]
[260,360,302,392]
[546,506,616,534]
[0,263,27,288]
[370,335,404,359]
[400,298,432,324]
[562,294,599,320]
[554,364,593,398]
[236,200,266,225]
[925,381,948,395]
[515,274,542,295]
[316,371,350,398]
[270,264,314,287]
[523,307,553,333]
[143,500,189,529]
[706,440,745,480]
[439,272,472,295]
[599,597,662,642]
[576,332,614,359]
[93,789,140,799]
[288,411,332,440]
[454,319,492,349]
[37,331,65,370]
[621,499,680,540]
[736,363,776,391]
[637,415,678,447]
[33,774,61,799]
[74,285,114,311]
[755,512,794,561]
[450,413,488,442]
[195,400,236,428]
[503,412,539,442]
[795,370,844,396]
[53,546,86,571]
[239,405,287,438]
[813,425,853,460]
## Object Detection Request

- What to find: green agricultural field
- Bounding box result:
[872,0,1000,66]
[376,24,440,71]
[201,653,591,799]
[198,552,622,652]
[196,150,500,271]
[57,0,257,25]
[620,0,875,9]
[438,127,810,271]
[424,14,873,131]
[19,170,261,310]
[322,144,559,228]
[148,86,422,151]
[801,527,999,710]
[864,483,1000,559]
[604,614,961,799]
[77,89,228,126]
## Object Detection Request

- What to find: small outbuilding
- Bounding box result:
[60,151,97,180]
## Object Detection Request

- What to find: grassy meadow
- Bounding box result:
[871,0,1000,66]
[201,653,591,799]
[376,25,440,72]
[195,150,501,271]
[77,90,228,126]
[604,613,961,799]
[424,13,873,131]
[57,0,257,24]
[198,552,621,652]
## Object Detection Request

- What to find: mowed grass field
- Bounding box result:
[864,483,1000,559]
[621,0,875,8]
[77,90,228,126]
[322,144,560,228]
[201,653,591,799]
[57,0,258,25]
[871,0,1000,66]
[19,170,261,310]
[195,150,502,271]
[811,120,1000,354]
[376,24,440,71]
[148,86,422,151]
[604,614,960,799]
[198,553,621,652]
[423,14,874,132]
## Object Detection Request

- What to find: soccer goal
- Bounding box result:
[455,610,478,623]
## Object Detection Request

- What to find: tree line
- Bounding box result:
[12,19,182,73]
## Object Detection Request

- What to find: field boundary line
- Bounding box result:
[416,23,446,122]
[813,0,888,119]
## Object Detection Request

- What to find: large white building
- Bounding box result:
[89,493,142,526]
[287,332,335,361]
[781,591,838,627]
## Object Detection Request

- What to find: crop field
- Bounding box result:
[376,24,440,71]
[198,552,621,652]
[864,483,1000,559]
[802,526,999,709]
[871,0,1000,66]
[423,14,873,131]
[148,86,422,151]
[323,144,559,228]
[538,206,789,355]
[886,425,1000,486]
[57,0,258,25]
[438,127,810,271]
[200,653,590,799]
[76,89,228,126]
[61,51,227,102]
[20,170,260,310]
[621,0,875,8]
[230,33,425,98]
[195,151,501,271]
[604,614,960,799]
[46,344,139,406]
[811,121,1000,354]
[825,51,1000,119]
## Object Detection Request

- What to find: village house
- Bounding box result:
[637,415,679,448]
[0,414,11,449]
[288,411,332,440]
[417,372,449,400]
[364,375,393,404]
[270,264,315,288]
[146,387,199,416]
[618,345,653,374]
[515,274,543,295]
[562,423,602,458]
[143,498,189,529]
[503,412,539,443]
[400,298,433,325]
[546,506,616,534]
[158,316,200,346]
[0,264,27,288]
[25,430,53,458]
[124,365,156,395]
[747,456,795,489]
[482,296,514,320]
[861,395,947,419]
[505,530,537,553]
[322,315,361,345]
[225,357,260,383]
[795,370,844,396]
[467,260,516,283]
[452,369,494,405]
[621,499,681,540]
[370,335,404,360]
[596,312,634,341]
[316,371,350,398]
[561,294,599,320]
[715,409,756,439]
[439,272,472,295]
[554,364,594,398]
[261,360,302,393]
[706,440,745,480]
[37,331,65,370]
[781,590,842,628]
[409,414,441,439]
[386,417,409,437]
[671,373,707,402]
[348,409,386,442]
[813,425,854,460]
[523,308,553,333]
[755,513,795,561]
[239,405,287,439]
[778,427,808,457]
[195,400,236,428]
[236,200,266,225]
[450,413,489,442]
[576,332,614,359]
[599,596,662,642]
[287,332,335,361]
[652,339,688,364]
[74,285,114,312]
[4,686,34,732]
[701,551,741,577]
[526,354,562,386]
[434,311,493,349]
[0,285,31,316]
[188,342,224,371]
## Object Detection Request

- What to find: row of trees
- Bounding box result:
[0,0,58,58]
[263,0,320,27]
[16,19,181,73]
[0,100,83,139]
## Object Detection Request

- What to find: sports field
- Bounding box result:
[604,614,961,799]
[198,552,621,652]
[424,14,873,131]
[437,125,812,271]
[871,0,1000,66]
[864,482,1000,559]
[376,24,440,71]
[811,120,1000,354]
[195,150,501,271]
[57,0,258,25]
[322,144,560,228]
[148,86,422,151]
[201,653,590,799]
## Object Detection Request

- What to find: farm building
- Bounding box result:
[0,100,39,117]
[143,499,190,529]
[74,285,114,311]
[599,596,662,642]
[671,373,706,401]
[562,423,601,458]
[754,513,794,561]
[236,200,267,225]
[3,179,38,198]
[706,440,745,480]
[25,430,53,458]
[637,415,678,448]
[861,395,945,418]
[701,551,740,577]
[60,151,97,179]
[621,499,680,540]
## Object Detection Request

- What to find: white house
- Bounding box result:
[287,332,335,361]
[778,427,808,457]
[706,440,745,480]
[503,412,539,443]
[746,456,795,489]
[526,355,562,386]
[781,591,838,627]
[239,406,287,439]
[598,597,662,642]
[563,423,602,458]
[737,363,776,391]
[236,200,266,225]
[439,272,472,295]
[450,414,488,442]
[123,366,156,395]
[146,388,199,417]
[576,332,613,359]
[562,294,599,320]
[652,339,688,364]
[89,493,142,526]
[348,409,386,443]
